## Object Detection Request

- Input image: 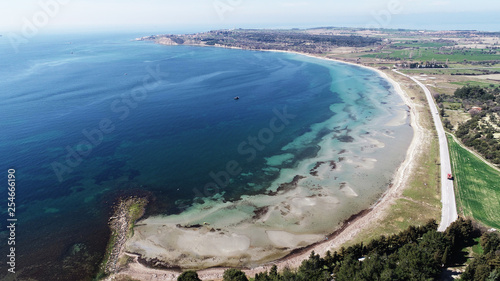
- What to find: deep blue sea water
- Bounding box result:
[0,33,411,279]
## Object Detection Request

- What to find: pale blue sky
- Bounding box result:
[1,0,499,33]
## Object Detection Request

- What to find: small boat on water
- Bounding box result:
[234,96,240,100]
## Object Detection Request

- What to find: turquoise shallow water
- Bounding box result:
[0,34,412,279]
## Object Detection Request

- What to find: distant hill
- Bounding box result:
[139,28,382,54]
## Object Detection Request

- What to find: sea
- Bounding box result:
[0,33,412,280]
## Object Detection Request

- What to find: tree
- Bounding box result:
[334,253,361,281]
[223,269,248,281]
[444,118,453,130]
[357,253,384,280]
[487,269,500,281]
[254,272,270,281]
[442,246,451,266]
[281,267,298,280]
[419,230,448,264]
[269,264,279,280]
[395,243,441,280]
[178,270,202,281]
[297,251,329,281]
[481,232,500,254]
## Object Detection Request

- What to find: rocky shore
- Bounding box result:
[99,196,148,278]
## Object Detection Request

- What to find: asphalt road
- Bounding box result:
[394,70,458,232]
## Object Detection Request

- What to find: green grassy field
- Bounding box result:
[450,81,500,87]
[399,68,500,75]
[392,42,454,48]
[471,237,484,255]
[443,102,462,111]
[447,134,500,229]
[364,48,500,62]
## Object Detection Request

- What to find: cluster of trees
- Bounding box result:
[454,86,497,101]
[450,85,500,164]
[177,219,500,281]
[178,268,248,281]
[407,62,449,69]
[462,232,500,281]
[451,71,500,76]
[434,85,500,113]
[456,115,500,164]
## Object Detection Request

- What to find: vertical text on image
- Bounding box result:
[6,169,17,274]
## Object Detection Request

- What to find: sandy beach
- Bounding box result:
[106,48,425,281]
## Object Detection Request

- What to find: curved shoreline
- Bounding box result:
[106,48,424,281]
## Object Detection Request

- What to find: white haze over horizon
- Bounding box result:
[0,0,499,34]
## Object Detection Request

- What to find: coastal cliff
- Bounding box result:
[137,29,382,54]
